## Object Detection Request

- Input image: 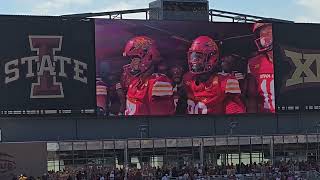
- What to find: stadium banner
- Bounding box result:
[0,16,96,115]
[273,23,320,112]
[95,19,275,116]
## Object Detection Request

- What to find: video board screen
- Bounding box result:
[95,19,275,116]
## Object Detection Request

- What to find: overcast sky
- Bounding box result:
[0,0,319,23]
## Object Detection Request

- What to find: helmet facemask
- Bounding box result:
[129,56,143,76]
[188,51,218,74]
[254,25,273,52]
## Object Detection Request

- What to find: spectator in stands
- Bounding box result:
[99,174,105,180]
[109,170,115,180]
[161,173,169,180]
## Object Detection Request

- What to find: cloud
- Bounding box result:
[90,0,149,19]
[31,0,92,15]
[28,0,150,17]
[295,0,320,22]
[295,16,320,23]
[296,0,320,12]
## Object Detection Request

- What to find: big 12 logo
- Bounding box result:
[283,48,320,88]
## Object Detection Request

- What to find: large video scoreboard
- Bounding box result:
[0,15,318,117]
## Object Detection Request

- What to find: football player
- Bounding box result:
[117,64,135,114]
[122,36,175,115]
[120,64,135,92]
[221,54,247,103]
[97,61,125,116]
[157,60,169,76]
[169,65,187,114]
[96,76,108,116]
[183,36,245,115]
[105,73,123,116]
[247,23,275,113]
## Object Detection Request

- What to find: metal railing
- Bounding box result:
[45,133,320,152]
[60,7,293,23]
[209,9,293,23]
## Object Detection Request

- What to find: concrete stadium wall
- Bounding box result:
[0,112,318,142]
[0,142,47,180]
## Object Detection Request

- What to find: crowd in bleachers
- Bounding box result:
[11,160,320,180]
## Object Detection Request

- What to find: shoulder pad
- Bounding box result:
[96,84,108,95]
[218,72,230,76]
[152,73,167,78]
[151,80,173,96]
[225,78,241,94]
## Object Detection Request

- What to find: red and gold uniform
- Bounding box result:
[96,77,108,114]
[247,22,275,113]
[125,73,175,115]
[184,72,245,114]
[248,54,275,113]
[122,36,175,116]
[185,36,245,115]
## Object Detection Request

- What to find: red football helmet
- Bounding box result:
[253,23,273,52]
[123,36,160,76]
[188,36,219,74]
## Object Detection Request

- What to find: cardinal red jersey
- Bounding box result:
[184,72,245,115]
[125,73,175,116]
[248,53,275,113]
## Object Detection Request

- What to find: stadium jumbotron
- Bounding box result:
[1,0,320,179]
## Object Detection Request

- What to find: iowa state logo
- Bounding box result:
[4,35,88,98]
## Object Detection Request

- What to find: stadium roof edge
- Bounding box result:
[0,8,294,23]
[61,8,152,18]
[61,8,294,23]
[210,9,294,23]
